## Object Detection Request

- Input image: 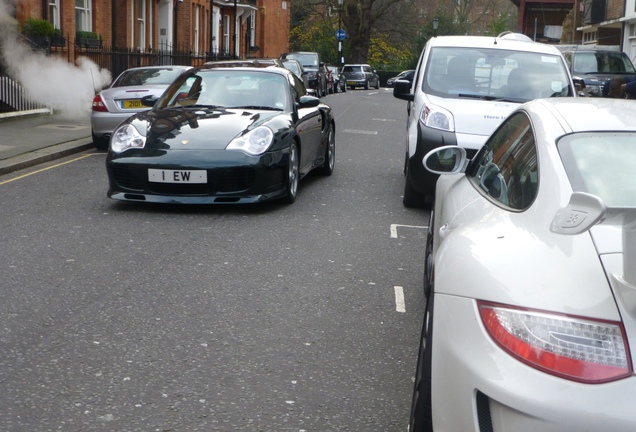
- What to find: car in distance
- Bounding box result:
[280,51,328,97]
[280,58,313,94]
[341,64,380,89]
[410,97,636,432]
[91,65,192,150]
[557,45,636,97]
[386,69,415,87]
[393,32,575,207]
[327,65,346,93]
[105,64,335,205]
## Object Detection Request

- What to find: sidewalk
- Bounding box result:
[0,112,95,176]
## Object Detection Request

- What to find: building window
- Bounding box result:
[630,23,636,38]
[249,10,256,49]
[134,0,146,51]
[223,15,230,54]
[194,4,201,55]
[49,0,60,30]
[583,31,597,43]
[76,0,92,32]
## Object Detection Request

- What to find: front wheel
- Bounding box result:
[284,142,300,204]
[403,162,426,208]
[364,80,369,90]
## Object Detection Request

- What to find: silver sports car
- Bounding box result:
[410,97,636,432]
[91,65,192,150]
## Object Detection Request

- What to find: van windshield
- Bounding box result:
[423,47,573,102]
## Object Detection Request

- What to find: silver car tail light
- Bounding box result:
[478,301,632,383]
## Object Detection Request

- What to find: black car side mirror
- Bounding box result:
[297,95,320,108]
[393,79,414,101]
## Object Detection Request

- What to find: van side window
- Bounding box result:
[467,112,538,210]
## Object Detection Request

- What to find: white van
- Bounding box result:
[393,32,575,207]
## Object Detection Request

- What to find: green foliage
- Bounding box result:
[368,33,418,71]
[76,31,101,40]
[485,13,514,36]
[22,18,55,37]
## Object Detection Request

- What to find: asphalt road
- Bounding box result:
[0,88,429,431]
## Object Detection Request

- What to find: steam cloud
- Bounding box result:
[0,0,112,119]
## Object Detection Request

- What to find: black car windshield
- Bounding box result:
[423,47,572,102]
[159,70,291,111]
[284,54,318,68]
[571,51,636,75]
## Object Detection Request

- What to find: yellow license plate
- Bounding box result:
[122,99,143,109]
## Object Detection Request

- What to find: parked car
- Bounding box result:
[204,58,285,68]
[280,51,328,97]
[557,45,636,97]
[91,65,192,150]
[409,97,636,432]
[341,64,380,89]
[106,64,335,205]
[393,32,575,207]
[280,58,313,95]
[386,69,415,87]
[327,65,346,93]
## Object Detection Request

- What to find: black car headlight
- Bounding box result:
[226,126,274,156]
[111,124,146,153]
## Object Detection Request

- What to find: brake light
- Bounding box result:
[92,94,108,112]
[478,301,632,383]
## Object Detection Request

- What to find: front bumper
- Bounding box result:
[106,148,289,204]
[431,293,636,431]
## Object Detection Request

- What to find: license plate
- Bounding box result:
[347,81,356,85]
[148,169,207,184]
[122,99,144,109]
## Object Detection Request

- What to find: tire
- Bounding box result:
[364,79,369,90]
[424,209,434,299]
[320,125,335,176]
[375,79,380,89]
[284,142,300,204]
[92,131,109,151]
[409,293,435,432]
[403,162,426,208]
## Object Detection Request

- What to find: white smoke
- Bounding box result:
[0,1,112,119]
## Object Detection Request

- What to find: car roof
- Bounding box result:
[203,58,284,68]
[556,45,621,53]
[529,98,636,133]
[428,33,563,56]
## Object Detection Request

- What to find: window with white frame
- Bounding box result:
[135,0,146,51]
[49,0,60,30]
[75,0,92,32]
[249,10,255,49]
[630,23,636,38]
[223,15,230,53]
[234,15,240,56]
[194,4,201,54]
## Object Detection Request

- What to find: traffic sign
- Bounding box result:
[336,29,346,41]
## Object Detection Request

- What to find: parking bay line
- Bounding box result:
[394,286,406,313]
[390,224,427,238]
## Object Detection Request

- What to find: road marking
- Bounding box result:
[394,286,406,313]
[372,118,396,122]
[0,153,98,185]
[342,129,378,135]
[390,224,427,238]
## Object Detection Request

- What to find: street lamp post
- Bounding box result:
[433,17,439,37]
[338,0,343,68]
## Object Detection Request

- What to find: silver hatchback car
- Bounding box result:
[91,65,192,150]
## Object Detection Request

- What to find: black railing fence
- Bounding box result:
[1,36,235,115]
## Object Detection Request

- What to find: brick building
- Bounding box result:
[13,0,290,68]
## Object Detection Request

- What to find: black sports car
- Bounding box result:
[106,65,335,204]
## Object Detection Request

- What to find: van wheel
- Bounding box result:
[403,164,426,208]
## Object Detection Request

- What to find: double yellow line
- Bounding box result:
[0,153,99,186]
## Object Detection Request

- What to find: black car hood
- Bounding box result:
[131,107,281,150]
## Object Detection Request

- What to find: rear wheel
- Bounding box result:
[409,294,435,432]
[92,131,109,151]
[284,142,300,204]
[320,126,335,175]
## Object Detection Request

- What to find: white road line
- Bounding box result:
[342,129,378,135]
[394,286,406,313]
[390,224,427,238]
